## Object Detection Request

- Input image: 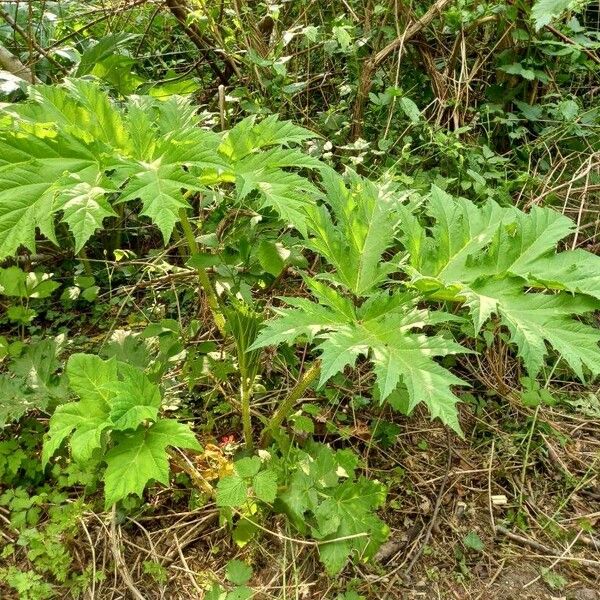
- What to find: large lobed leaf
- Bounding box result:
[43,354,200,506]
[103,420,200,508]
[253,284,467,434]
[400,186,600,379]
[0,81,321,258]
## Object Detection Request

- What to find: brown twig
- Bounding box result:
[495,524,561,556]
[350,0,455,139]
[383,430,453,598]
[165,0,239,85]
[0,6,68,75]
[0,43,39,82]
[109,506,146,600]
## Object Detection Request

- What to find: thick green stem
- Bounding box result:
[241,377,254,452]
[78,247,93,276]
[260,361,321,447]
[178,208,226,336]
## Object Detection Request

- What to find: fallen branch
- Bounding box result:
[545,24,600,66]
[495,524,561,556]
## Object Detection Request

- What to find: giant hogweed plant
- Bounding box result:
[0,79,322,257]
[0,79,323,331]
[253,171,600,435]
[2,79,600,575]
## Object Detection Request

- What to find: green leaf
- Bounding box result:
[399,97,421,123]
[234,456,261,479]
[500,63,536,81]
[220,115,316,161]
[252,470,278,503]
[254,292,467,433]
[103,419,200,507]
[531,0,574,30]
[57,180,117,252]
[118,160,202,242]
[401,192,600,382]
[226,588,252,600]
[43,398,110,465]
[106,364,162,430]
[76,33,138,77]
[416,186,504,280]
[519,249,600,300]
[251,297,345,348]
[274,443,388,571]
[10,339,66,399]
[306,170,401,295]
[6,306,36,324]
[476,280,600,378]
[463,531,484,552]
[314,478,388,575]
[0,159,95,258]
[256,240,289,276]
[235,167,317,236]
[216,474,248,508]
[0,377,37,428]
[0,267,59,299]
[225,560,252,586]
[66,354,118,407]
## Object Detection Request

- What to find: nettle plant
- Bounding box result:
[253,171,600,434]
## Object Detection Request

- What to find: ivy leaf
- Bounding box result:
[103,419,200,507]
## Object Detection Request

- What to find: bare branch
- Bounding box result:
[0,43,39,83]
